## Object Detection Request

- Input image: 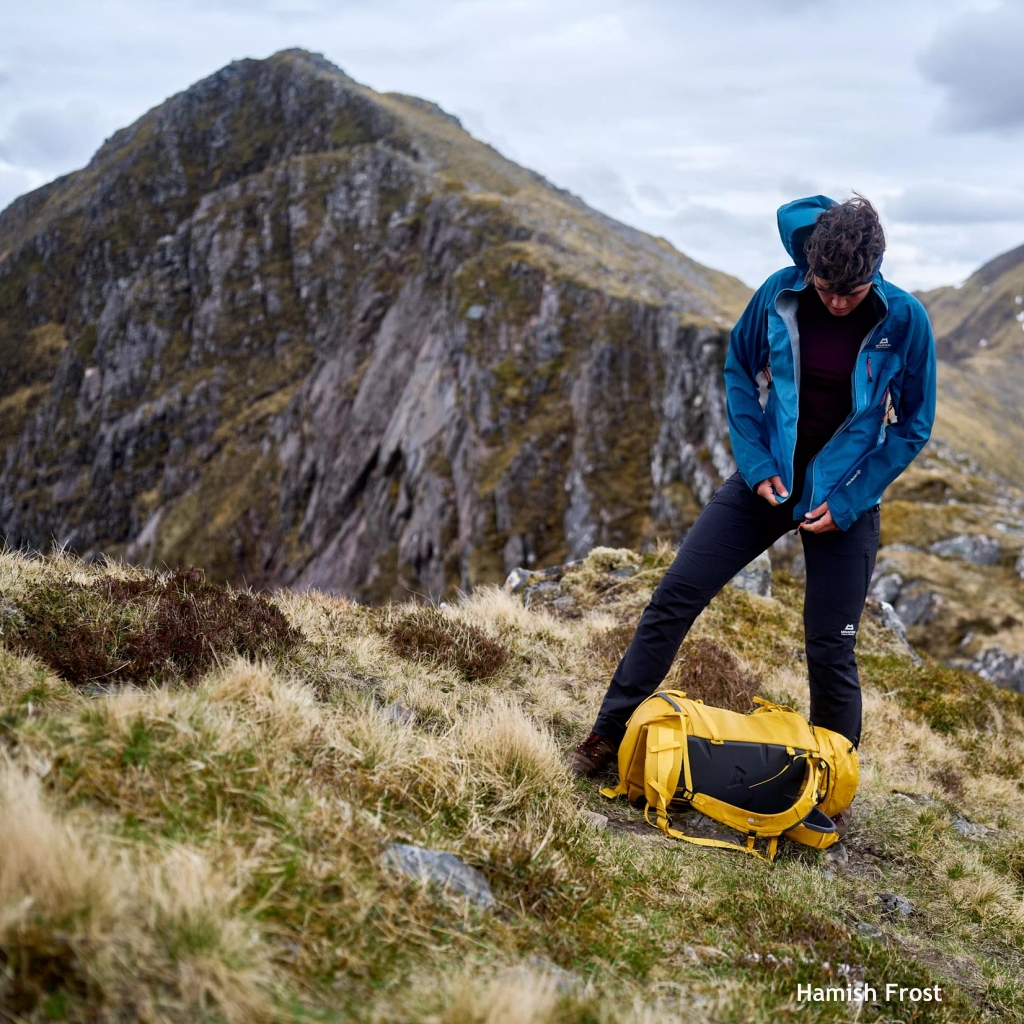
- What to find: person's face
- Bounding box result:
[812,276,872,317]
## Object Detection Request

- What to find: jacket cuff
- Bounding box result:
[826,489,855,531]
[739,458,780,491]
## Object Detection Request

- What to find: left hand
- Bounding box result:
[799,500,839,533]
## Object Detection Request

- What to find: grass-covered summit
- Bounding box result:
[1,548,1022,1022]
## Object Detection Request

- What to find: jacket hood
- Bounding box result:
[777,195,837,272]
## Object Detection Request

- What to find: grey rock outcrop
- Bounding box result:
[870,572,904,606]
[929,534,1001,566]
[730,551,772,598]
[0,50,748,600]
[968,646,1024,693]
[382,843,494,908]
[895,589,943,627]
[863,599,922,665]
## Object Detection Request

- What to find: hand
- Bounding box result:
[799,500,839,533]
[755,475,789,507]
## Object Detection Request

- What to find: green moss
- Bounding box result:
[880,500,986,548]
[154,445,287,586]
[453,243,547,326]
[356,547,410,604]
[74,323,98,362]
[860,653,1024,735]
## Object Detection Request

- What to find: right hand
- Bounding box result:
[756,475,789,506]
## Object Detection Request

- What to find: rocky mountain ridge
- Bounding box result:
[0,49,748,600]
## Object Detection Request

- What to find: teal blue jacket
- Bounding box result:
[723,195,937,531]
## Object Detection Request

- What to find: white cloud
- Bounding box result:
[0,0,1019,292]
[886,183,1024,225]
[0,102,103,169]
[0,161,45,213]
[918,1,1024,131]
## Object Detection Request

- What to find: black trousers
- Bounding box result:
[593,472,880,747]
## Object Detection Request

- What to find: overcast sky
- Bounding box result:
[2,0,1024,290]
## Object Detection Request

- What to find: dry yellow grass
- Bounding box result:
[2,546,1024,1022]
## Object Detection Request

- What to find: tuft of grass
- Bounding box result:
[0,762,275,1022]
[3,564,301,687]
[378,603,511,681]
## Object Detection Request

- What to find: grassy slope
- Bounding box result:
[1,549,1023,1023]
[932,355,1024,489]
[920,242,1024,488]
[375,87,751,322]
[871,440,1024,664]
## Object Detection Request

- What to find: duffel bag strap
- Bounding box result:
[751,696,798,715]
[690,758,826,836]
[644,804,780,862]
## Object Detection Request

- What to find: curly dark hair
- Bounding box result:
[804,195,885,295]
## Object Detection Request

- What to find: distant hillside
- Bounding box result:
[919,243,1024,486]
[921,243,1024,362]
[0,49,749,599]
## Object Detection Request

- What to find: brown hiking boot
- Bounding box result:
[567,731,618,778]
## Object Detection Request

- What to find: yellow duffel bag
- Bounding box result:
[600,691,858,861]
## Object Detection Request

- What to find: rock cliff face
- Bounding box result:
[0,50,748,599]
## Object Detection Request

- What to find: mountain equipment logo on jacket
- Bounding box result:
[723,195,937,531]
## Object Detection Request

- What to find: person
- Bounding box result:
[568,195,937,827]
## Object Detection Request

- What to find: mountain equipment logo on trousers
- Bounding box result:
[841,624,857,637]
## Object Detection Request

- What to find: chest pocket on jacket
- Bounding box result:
[866,351,901,397]
[867,350,902,435]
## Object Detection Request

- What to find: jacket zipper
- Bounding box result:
[867,356,873,382]
[806,315,886,511]
[773,290,804,491]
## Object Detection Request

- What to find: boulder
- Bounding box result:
[968,646,1024,693]
[951,815,989,840]
[877,891,915,916]
[730,551,772,598]
[895,589,942,627]
[503,567,535,595]
[929,534,1001,566]
[551,594,578,616]
[870,571,903,605]
[382,844,494,908]
[864,599,922,665]
[503,562,573,596]
[523,580,563,606]
[384,701,416,725]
